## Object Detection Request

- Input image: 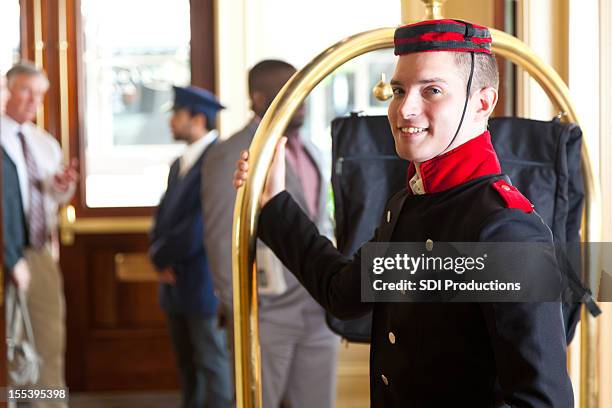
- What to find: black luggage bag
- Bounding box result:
[327,113,597,344]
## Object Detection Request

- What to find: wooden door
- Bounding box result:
[16,0,217,391]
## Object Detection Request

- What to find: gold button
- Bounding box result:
[426,239,433,251]
[388,332,396,344]
[386,210,391,223]
[501,185,511,191]
[381,374,389,385]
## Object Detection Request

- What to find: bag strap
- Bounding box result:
[7,284,21,341]
[6,284,38,349]
[555,245,602,317]
[16,289,37,348]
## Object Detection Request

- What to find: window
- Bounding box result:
[0,0,20,74]
[218,0,400,153]
[303,50,396,153]
[81,0,191,207]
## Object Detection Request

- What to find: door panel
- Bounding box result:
[50,0,216,392]
[61,233,178,391]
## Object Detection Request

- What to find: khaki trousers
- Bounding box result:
[24,246,67,408]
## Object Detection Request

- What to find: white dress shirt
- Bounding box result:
[178,129,218,177]
[409,163,426,195]
[1,114,75,233]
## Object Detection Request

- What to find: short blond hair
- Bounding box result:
[453,52,499,93]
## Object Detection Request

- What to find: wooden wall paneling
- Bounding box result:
[90,249,118,328]
[190,0,216,91]
[70,0,86,213]
[65,0,79,163]
[61,232,178,391]
[115,283,165,328]
[60,233,90,390]
[19,0,33,61]
[86,327,178,391]
[89,248,164,328]
[41,0,60,140]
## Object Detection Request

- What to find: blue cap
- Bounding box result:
[172,86,225,127]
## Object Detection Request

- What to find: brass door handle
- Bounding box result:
[59,205,152,245]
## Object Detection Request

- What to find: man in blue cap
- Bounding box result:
[149,85,232,407]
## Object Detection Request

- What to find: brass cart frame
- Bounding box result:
[231,1,602,407]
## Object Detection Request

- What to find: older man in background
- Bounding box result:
[1,62,78,407]
[2,73,32,293]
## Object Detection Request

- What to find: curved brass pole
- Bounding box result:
[419,0,446,20]
[491,29,602,408]
[231,27,394,408]
[232,26,602,408]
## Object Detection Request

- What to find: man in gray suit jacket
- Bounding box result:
[202,60,339,407]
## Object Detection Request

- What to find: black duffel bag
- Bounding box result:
[327,113,597,344]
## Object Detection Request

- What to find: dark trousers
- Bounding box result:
[166,314,232,408]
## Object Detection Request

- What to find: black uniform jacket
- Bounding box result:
[258,132,573,407]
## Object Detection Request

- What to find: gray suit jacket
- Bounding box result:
[202,120,333,330]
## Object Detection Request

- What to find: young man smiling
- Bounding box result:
[234,19,573,407]
[389,51,497,162]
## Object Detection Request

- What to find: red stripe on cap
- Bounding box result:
[395,32,464,44]
[472,36,492,44]
[394,32,492,45]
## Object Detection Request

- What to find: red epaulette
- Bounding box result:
[491,180,534,213]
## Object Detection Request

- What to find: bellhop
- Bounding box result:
[234,18,574,407]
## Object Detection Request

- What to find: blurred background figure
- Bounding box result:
[2,73,31,293]
[202,60,339,407]
[1,61,78,408]
[149,85,232,408]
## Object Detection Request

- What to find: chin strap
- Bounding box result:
[438,50,475,156]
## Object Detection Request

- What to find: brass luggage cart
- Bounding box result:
[231,1,602,406]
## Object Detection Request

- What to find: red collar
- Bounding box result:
[407,130,501,194]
